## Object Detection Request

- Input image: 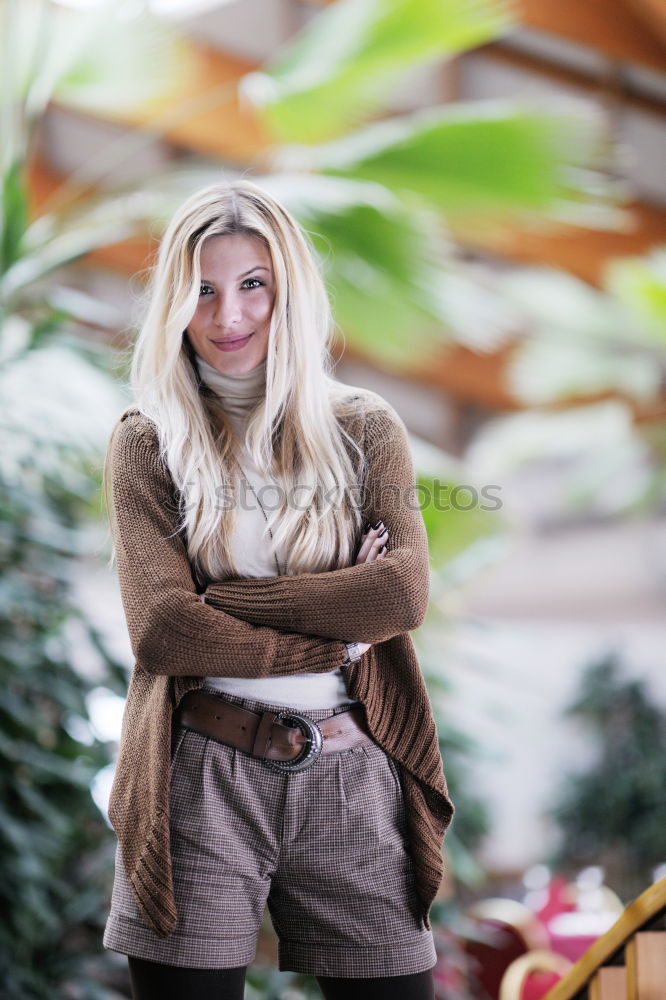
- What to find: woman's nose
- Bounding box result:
[213,294,242,328]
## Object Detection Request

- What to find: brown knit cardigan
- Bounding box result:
[106,391,454,938]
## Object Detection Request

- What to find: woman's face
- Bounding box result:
[186,233,276,375]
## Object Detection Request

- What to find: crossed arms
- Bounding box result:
[109,404,429,678]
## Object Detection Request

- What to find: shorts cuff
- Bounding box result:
[278,931,437,977]
[103,914,257,969]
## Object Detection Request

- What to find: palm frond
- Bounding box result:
[254,172,519,365]
[241,0,517,143]
[1,186,171,305]
[4,0,188,126]
[497,264,665,405]
[273,100,626,232]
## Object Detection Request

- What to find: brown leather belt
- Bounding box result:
[175,690,372,773]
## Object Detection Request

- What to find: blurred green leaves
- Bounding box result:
[0,0,185,327]
[551,652,666,901]
[0,352,126,997]
[275,101,623,231]
[465,254,666,519]
[500,259,666,407]
[234,0,628,370]
[2,0,188,137]
[242,0,516,144]
[0,2,178,996]
[2,161,29,274]
[1,187,171,317]
[605,247,666,350]
[241,170,521,366]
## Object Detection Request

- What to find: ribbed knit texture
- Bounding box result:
[106,392,454,939]
[195,353,267,420]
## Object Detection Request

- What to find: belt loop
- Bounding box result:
[251,710,277,759]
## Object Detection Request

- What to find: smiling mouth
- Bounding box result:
[209,332,256,353]
[212,333,254,344]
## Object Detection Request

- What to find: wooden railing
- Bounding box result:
[540,877,666,1000]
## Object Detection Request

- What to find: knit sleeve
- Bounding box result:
[202,402,430,643]
[108,413,348,677]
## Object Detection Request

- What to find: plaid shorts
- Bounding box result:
[103,690,436,977]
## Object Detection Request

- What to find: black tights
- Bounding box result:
[318,970,435,999]
[128,957,435,1000]
[128,958,246,1000]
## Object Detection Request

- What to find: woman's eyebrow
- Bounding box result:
[200,266,270,284]
[239,266,270,278]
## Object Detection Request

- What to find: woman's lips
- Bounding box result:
[210,333,254,352]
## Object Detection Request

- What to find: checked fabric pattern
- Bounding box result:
[104,693,436,977]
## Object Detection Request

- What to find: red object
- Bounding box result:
[522,970,563,1000]
[461,920,528,998]
[534,877,576,925]
[548,929,599,962]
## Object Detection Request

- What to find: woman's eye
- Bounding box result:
[242,278,263,289]
[199,284,214,296]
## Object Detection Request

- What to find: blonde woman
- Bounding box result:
[102,179,453,1000]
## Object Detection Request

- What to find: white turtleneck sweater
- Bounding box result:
[196,354,354,710]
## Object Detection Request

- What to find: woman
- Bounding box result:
[102,178,454,1000]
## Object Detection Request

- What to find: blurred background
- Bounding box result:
[1,0,665,997]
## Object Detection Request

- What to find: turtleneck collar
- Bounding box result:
[195,354,267,422]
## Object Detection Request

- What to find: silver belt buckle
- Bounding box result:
[264,712,323,773]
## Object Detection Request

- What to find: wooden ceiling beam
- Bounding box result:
[401,340,522,413]
[513,0,666,74]
[477,40,666,119]
[450,199,666,289]
[628,0,666,48]
[403,340,666,423]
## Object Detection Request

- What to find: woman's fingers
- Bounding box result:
[355,532,376,564]
[357,526,385,562]
[370,530,389,563]
[354,521,389,565]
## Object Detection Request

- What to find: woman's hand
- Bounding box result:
[354,520,389,566]
[346,521,389,656]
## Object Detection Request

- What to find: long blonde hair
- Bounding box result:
[105,178,367,584]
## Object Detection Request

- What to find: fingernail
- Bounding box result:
[379,526,388,537]
[363,522,371,532]
[372,520,382,529]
